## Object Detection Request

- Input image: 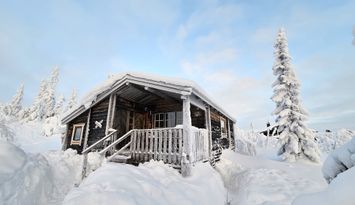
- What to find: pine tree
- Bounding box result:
[55,94,65,116]
[271,28,320,162]
[66,89,77,111]
[29,80,48,121]
[5,84,24,118]
[44,67,60,118]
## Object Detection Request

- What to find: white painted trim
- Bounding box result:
[190,95,206,111]
[70,123,86,146]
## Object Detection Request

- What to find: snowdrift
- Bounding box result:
[0,139,101,205]
[293,136,355,205]
[63,161,226,205]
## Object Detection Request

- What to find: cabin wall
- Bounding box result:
[210,107,231,149]
[65,111,89,153]
[229,119,235,150]
[87,97,110,147]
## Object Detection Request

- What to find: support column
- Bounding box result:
[181,95,192,177]
[227,119,231,149]
[206,106,212,158]
[105,93,115,135]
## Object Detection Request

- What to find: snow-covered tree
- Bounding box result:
[271,28,320,162]
[4,84,24,118]
[66,89,77,112]
[55,94,65,116]
[28,80,48,121]
[43,67,60,118]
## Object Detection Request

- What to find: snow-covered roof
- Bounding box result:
[62,72,236,124]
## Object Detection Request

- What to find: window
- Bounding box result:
[71,123,85,145]
[153,111,182,128]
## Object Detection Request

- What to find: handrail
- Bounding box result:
[107,141,132,161]
[99,129,134,155]
[82,129,118,154]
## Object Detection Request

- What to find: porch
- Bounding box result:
[82,127,209,169]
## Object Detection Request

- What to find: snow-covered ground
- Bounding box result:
[63,161,226,205]
[1,115,354,205]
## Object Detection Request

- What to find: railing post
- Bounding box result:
[181,95,192,177]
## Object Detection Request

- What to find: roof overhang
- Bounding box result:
[62,73,236,124]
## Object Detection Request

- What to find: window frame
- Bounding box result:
[70,123,85,146]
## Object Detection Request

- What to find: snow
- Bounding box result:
[217,150,326,205]
[293,136,355,205]
[63,161,226,205]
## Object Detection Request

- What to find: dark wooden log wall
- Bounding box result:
[210,107,231,149]
[66,111,89,153]
[87,97,110,147]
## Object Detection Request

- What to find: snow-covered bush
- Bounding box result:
[271,28,320,162]
[316,129,354,153]
[234,129,257,156]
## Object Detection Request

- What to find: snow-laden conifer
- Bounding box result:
[66,89,77,112]
[271,28,320,162]
[55,94,65,116]
[43,67,59,118]
[5,84,24,118]
[29,80,48,121]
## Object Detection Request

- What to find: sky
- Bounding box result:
[0,0,354,131]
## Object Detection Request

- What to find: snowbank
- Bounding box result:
[63,161,226,205]
[293,166,355,205]
[217,150,325,205]
[0,139,101,205]
[0,141,53,205]
[322,136,355,183]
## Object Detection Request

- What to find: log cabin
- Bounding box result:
[61,73,236,176]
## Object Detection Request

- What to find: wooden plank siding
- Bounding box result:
[66,110,89,153]
[87,97,110,148]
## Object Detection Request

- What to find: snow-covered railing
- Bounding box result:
[190,128,209,163]
[130,128,183,167]
[82,129,118,154]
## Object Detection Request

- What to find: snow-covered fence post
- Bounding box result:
[181,95,192,177]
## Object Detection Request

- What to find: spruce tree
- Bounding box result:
[44,67,59,118]
[271,28,320,162]
[29,80,48,121]
[7,84,24,117]
[66,89,77,112]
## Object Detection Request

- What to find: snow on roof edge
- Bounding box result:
[62,72,236,123]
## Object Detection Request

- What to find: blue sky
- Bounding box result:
[0,0,354,130]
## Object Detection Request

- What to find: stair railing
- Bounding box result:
[82,129,118,154]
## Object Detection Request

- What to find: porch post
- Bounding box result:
[205,106,212,159]
[227,119,231,149]
[181,95,192,177]
[105,93,116,135]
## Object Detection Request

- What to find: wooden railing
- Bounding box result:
[130,128,183,166]
[82,129,118,154]
[190,128,209,163]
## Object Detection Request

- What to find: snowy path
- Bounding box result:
[216,150,327,205]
